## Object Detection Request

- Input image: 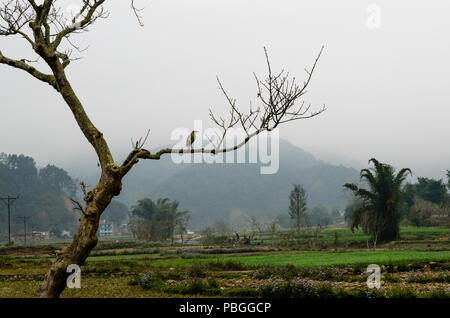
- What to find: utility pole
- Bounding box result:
[16,216,31,245]
[0,195,18,244]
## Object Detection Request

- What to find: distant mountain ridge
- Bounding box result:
[111,139,360,229]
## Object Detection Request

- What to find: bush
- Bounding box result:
[169,278,221,296]
[384,273,401,283]
[257,278,345,298]
[129,271,165,290]
[187,264,205,278]
[225,288,259,297]
[207,278,219,289]
[206,260,246,271]
[423,289,450,298]
[408,272,450,284]
[199,235,233,246]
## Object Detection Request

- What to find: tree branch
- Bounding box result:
[120,46,325,174]
[0,50,58,90]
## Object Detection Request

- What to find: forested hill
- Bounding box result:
[115,139,360,229]
[0,140,361,233]
[0,153,78,238]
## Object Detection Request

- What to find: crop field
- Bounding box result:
[0,226,449,298]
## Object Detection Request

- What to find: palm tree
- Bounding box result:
[344,158,411,245]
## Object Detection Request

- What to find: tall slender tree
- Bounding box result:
[344,158,411,245]
[446,170,450,191]
[288,184,308,233]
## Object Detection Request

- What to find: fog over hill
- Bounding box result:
[74,139,360,229]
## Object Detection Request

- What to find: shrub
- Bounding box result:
[129,271,165,290]
[206,261,246,271]
[384,273,401,283]
[225,288,259,297]
[207,278,219,289]
[423,288,450,298]
[186,264,205,278]
[175,278,221,296]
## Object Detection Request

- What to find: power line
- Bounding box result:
[0,195,19,244]
[16,216,31,245]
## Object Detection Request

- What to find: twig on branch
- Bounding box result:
[120,46,326,173]
[70,198,87,216]
[130,0,144,27]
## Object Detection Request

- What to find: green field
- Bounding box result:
[148,250,450,268]
[0,226,449,298]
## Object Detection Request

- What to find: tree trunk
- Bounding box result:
[38,214,100,298]
[38,169,122,297]
[33,56,125,298]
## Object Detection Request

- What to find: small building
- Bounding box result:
[32,231,50,240]
[99,223,113,237]
[61,230,71,238]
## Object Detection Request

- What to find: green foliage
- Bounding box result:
[408,272,450,284]
[446,170,450,190]
[383,273,401,283]
[129,198,189,242]
[344,199,364,225]
[415,177,447,205]
[128,271,165,290]
[122,140,360,229]
[257,279,342,298]
[288,184,308,231]
[0,153,78,238]
[101,200,129,226]
[205,260,246,271]
[39,164,77,197]
[225,288,259,297]
[423,289,450,298]
[199,234,233,246]
[343,158,411,243]
[187,264,205,278]
[407,198,448,227]
[307,206,333,227]
[167,278,221,296]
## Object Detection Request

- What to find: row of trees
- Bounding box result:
[0,153,79,237]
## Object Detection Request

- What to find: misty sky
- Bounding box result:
[1,0,449,179]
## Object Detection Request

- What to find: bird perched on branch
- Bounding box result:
[186,130,198,149]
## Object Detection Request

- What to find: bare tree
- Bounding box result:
[265,218,278,247]
[0,1,325,298]
[247,215,264,234]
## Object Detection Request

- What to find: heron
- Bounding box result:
[186,130,198,149]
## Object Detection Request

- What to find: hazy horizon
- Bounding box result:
[1,0,449,180]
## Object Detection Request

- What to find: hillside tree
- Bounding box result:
[0,0,325,297]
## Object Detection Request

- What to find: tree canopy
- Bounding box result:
[288,184,308,231]
[0,153,78,238]
[343,158,411,244]
[415,177,447,205]
[130,198,189,242]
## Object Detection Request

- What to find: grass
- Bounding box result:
[12,248,446,270]
[115,250,450,269]
[0,226,448,298]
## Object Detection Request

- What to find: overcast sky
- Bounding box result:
[1,0,449,179]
